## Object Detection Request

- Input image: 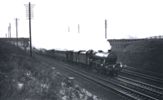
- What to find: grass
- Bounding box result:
[0,40,101,100]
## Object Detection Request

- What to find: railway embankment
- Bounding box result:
[0,40,102,100]
[109,39,163,75]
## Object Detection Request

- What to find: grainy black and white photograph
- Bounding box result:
[0,0,163,100]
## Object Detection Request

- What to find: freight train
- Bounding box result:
[43,49,123,76]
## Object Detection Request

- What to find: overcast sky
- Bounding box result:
[0,0,163,50]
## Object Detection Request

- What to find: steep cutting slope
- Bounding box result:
[109,39,163,74]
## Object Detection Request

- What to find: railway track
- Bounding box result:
[37,55,163,100]
[61,63,162,100]
[121,68,163,87]
[116,76,163,100]
[125,66,163,78]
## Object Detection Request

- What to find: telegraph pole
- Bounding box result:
[29,2,32,57]
[25,2,34,57]
[68,26,70,32]
[15,18,18,47]
[8,23,11,38]
[78,24,80,33]
[8,25,9,38]
[105,19,107,39]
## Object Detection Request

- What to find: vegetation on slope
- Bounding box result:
[0,40,101,100]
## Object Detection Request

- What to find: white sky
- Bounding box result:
[0,0,163,50]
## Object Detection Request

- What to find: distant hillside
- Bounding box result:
[109,39,163,74]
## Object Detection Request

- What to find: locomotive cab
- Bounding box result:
[93,51,109,66]
[92,50,117,66]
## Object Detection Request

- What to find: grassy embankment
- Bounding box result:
[0,40,101,100]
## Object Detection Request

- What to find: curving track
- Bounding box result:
[36,54,163,100]
[59,63,162,100]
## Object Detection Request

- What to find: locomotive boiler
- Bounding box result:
[65,49,123,76]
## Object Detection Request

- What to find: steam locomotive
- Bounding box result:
[44,49,123,76]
